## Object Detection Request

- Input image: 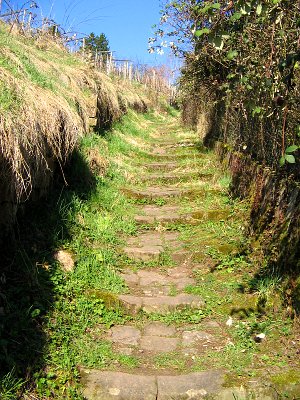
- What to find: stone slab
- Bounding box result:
[135,205,181,224]
[138,270,170,286]
[157,371,224,399]
[82,371,157,400]
[132,187,184,199]
[123,246,164,261]
[122,270,194,295]
[135,205,227,225]
[143,322,177,337]
[124,231,183,262]
[144,162,178,171]
[181,331,215,347]
[118,295,143,314]
[119,294,204,315]
[109,326,141,346]
[126,232,164,247]
[140,173,197,184]
[148,153,201,161]
[142,294,205,314]
[167,266,193,279]
[121,271,139,284]
[140,336,179,353]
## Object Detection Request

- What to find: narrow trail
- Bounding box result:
[80,115,299,399]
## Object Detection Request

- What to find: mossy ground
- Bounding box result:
[0,109,299,399]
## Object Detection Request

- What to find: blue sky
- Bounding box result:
[5,0,177,67]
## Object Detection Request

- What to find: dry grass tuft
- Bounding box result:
[0,22,158,233]
[87,148,109,177]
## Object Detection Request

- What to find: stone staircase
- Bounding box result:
[80,131,277,399]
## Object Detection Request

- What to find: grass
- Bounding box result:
[153,352,186,371]
[0,370,25,400]
[1,102,299,399]
[0,82,21,111]
[0,110,159,398]
[145,308,208,324]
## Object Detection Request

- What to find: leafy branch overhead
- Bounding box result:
[152,0,300,171]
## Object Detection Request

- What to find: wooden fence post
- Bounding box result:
[27,12,32,31]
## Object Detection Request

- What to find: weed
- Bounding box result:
[146,307,208,324]
[154,197,168,206]
[0,83,21,112]
[209,251,250,273]
[0,370,25,400]
[154,352,186,370]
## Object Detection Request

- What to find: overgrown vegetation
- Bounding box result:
[153,0,300,170]
[0,111,163,398]
[1,102,299,398]
[0,21,151,235]
[151,0,300,280]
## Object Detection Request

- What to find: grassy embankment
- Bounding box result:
[0,21,152,233]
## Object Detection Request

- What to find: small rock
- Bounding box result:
[254,333,266,343]
[53,250,75,272]
[226,317,233,327]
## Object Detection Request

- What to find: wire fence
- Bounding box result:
[0,2,176,102]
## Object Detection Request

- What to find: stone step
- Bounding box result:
[81,370,225,400]
[118,293,204,314]
[140,172,212,184]
[123,231,185,262]
[147,153,201,161]
[121,268,195,296]
[151,141,197,150]
[122,186,207,200]
[144,162,178,171]
[106,322,221,356]
[134,205,230,225]
[153,138,197,146]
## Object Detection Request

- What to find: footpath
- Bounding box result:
[81,116,299,400]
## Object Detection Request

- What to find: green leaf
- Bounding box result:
[31,308,41,318]
[195,28,211,37]
[227,73,236,79]
[227,50,238,60]
[230,12,242,21]
[285,154,296,163]
[200,2,221,13]
[241,3,252,14]
[212,36,224,50]
[285,145,298,153]
[279,156,286,166]
[219,30,229,37]
[252,106,262,116]
[212,3,221,9]
[256,3,263,15]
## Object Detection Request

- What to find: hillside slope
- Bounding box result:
[0,22,151,235]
